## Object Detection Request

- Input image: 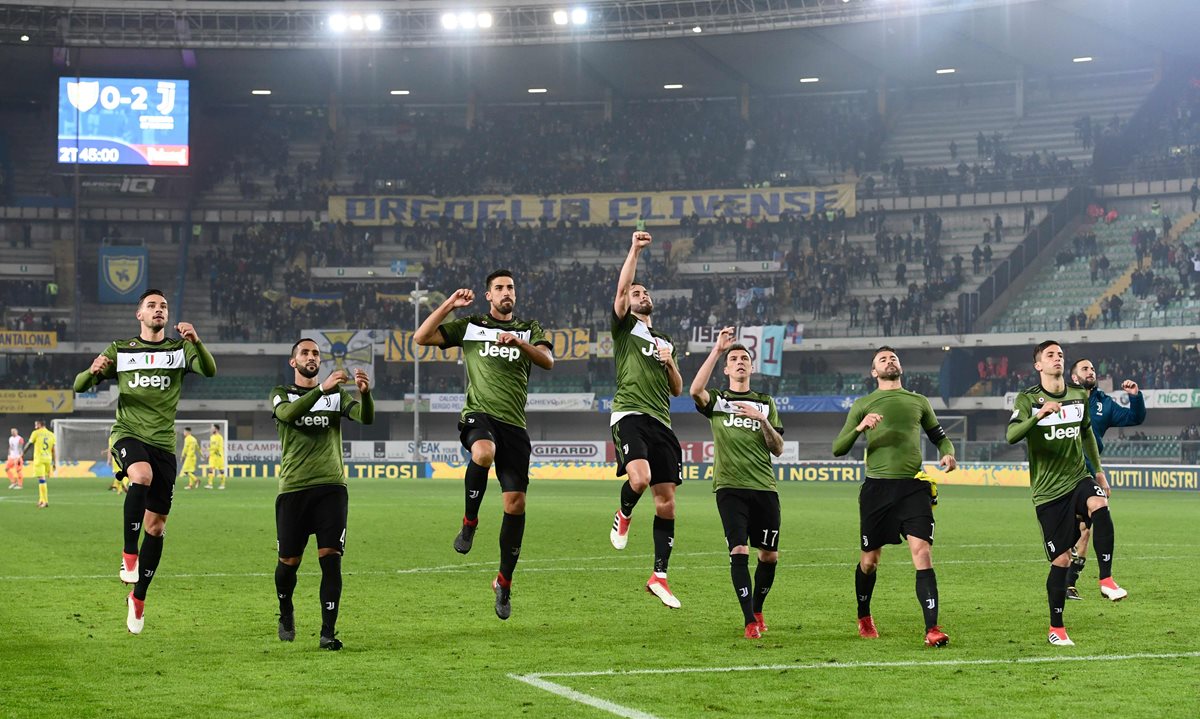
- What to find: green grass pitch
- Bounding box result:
[1,478,1197,718]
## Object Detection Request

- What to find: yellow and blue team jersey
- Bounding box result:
[208,434,225,468]
[30,428,55,463]
[181,434,199,472]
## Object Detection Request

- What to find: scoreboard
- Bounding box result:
[57,77,190,167]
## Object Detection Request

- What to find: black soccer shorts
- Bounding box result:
[858,477,935,551]
[611,414,682,486]
[112,437,178,516]
[458,413,532,493]
[1035,476,1106,561]
[716,487,781,551]
[275,484,349,558]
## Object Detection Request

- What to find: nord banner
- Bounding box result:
[329,184,856,227]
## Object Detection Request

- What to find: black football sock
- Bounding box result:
[319,553,342,636]
[498,511,525,583]
[132,531,164,601]
[855,564,877,618]
[730,554,756,625]
[1047,564,1069,628]
[916,568,940,630]
[123,484,148,555]
[275,561,299,617]
[1066,554,1086,588]
[619,480,641,518]
[463,461,489,523]
[753,560,777,614]
[652,515,674,574]
[1090,508,1115,580]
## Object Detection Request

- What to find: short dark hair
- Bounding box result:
[184,427,191,432]
[485,269,513,288]
[724,343,751,363]
[1069,358,1090,375]
[211,424,220,431]
[1034,340,1061,362]
[873,346,897,360]
[137,289,166,306]
[291,338,318,358]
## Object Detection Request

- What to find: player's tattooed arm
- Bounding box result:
[735,402,785,457]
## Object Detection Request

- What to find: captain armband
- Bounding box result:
[924,424,948,445]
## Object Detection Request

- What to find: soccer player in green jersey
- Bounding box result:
[690,328,784,639]
[72,289,217,635]
[1007,341,1124,646]
[269,339,373,650]
[833,346,956,648]
[606,230,685,609]
[414,269,553,620]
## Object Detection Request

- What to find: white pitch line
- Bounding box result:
[509,673,662,719]
[0,555,1188,582]
[511,652,1200,718]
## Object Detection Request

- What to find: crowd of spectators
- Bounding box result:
[0,352,73,390]
[982,344,1200,395]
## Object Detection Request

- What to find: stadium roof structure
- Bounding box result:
[0,0,1197,104]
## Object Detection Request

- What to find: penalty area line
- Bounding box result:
[511,652,1200,718]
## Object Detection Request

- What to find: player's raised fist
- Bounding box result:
[715,326,737,352]
[176,322,199,343]
[857,412,884,432]
[353,368,371,393]
[632,231,652,250]
[90,354,111,376]
[321,369,349,393]
[655,344,672,365]
[1036,401,1062,418]
[1121,379,1139,395]
[448,289,474,308]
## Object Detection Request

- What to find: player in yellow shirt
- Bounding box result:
[180,427,201,489]
[25,420,56,508]
[205,424,226,489]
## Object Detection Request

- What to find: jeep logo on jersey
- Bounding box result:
[126,372,172,390]
[479,343,521,361]
[723,414,762,432]
[1043,425,1081,441]
[295,415,330,428]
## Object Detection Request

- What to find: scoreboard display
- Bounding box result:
[57,77,190,166]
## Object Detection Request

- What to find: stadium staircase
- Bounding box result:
[1094,211,1200,328]
[880,72,1153,172]
[990,215,1141,333]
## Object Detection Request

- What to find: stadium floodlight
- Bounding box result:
[936,67,956,74]
[552,10,569,25]
[800,77,820,83]
[692,26,702,33]
[458,12,477,29]
[1073,56,1093,63]
[20,34,30,42]
[251,89,272,95]
[348,14,365,31]
[365,14,383,32]
[571,8,588,25]
[663,83,683,89]
[390,89,411,95]
[477,12,494,28]
[328,13,348,32]
[528,88,548,93]
[441,13,459,30]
